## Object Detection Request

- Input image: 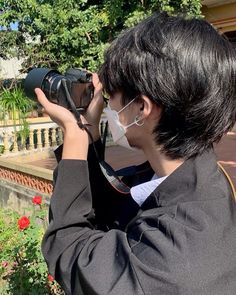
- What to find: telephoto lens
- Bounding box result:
[24,68,94,111]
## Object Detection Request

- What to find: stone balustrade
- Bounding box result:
[0,126,62,155]
[0,115,113,156]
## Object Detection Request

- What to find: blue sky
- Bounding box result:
[10,22,18,30]
[0,22,18,31]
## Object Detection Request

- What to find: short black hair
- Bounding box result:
[99,13,236,159]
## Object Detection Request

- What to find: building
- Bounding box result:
[202,0,236,45]
[0,57,23,79]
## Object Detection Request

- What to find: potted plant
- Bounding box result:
[0,87,36,150]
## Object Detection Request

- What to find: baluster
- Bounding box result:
[44,128,50,148]
[3,131,9,154]
[51,128,56,146]
[29,129,34,150]
[37,128,42,148]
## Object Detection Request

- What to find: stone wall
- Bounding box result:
[0,154,53,213]
[0,178,50,214]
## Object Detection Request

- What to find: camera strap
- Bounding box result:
[62,80,131,194]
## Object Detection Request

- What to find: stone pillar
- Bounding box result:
[37,128,42,148]
[3,132,9,154]
[29,129,34,150]
[44,128,50,147]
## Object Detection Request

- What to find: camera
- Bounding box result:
[24,68,94,112]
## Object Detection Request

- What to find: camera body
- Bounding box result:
[24,68,94,111]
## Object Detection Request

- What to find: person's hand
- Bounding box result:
[82,73,105,141]
[35,88,77,131]
[35,88,89,160]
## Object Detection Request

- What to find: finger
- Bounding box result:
[34,88,51,108]
[92,73,102,88]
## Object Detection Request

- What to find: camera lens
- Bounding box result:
[24,67,94,110]
[41,72,65,103]
[24,68,62,101]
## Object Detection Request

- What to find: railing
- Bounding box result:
[0,126,62,154]
[0,116,113,156]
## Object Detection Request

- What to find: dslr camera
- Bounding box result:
[24,68,94,112]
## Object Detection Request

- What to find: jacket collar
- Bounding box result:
[141,149,220,210]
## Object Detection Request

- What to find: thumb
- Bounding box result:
[34,88,50,108]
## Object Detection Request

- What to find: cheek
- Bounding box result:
[119,108,137,126]
[118,113,128,125]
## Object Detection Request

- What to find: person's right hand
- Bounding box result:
[82,73,105,141]
[35,88,78,131]
[35,88,89,160]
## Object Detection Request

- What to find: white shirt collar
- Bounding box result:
[130,174,168,206]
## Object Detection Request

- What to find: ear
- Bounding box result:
[140,95,162,121]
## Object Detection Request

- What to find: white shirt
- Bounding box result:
[130,174,168,206]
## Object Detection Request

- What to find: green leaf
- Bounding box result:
[0,0,202,73]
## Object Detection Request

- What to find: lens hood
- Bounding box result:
[24,68,59,99]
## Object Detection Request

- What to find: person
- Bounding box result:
[37,13,236,295]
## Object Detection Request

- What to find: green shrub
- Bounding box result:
[0,196,64,295]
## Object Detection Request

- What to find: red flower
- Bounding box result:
[1,261,8,268]
[48,274,54,282]
[18,216,30,230]
[32,195,42,205]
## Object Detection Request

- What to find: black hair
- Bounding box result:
[99,13,236,159]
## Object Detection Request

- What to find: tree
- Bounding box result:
[0,0,202,73]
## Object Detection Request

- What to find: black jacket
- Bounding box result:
[42,142,236,295]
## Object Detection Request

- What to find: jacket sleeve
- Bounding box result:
[53,140,139,230]
[41,159,144,295]
[53,140,117,229]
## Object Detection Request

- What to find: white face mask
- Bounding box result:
[103,98,142,150]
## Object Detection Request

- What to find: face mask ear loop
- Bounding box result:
[117,97,137,114]
[135,115,144,126]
